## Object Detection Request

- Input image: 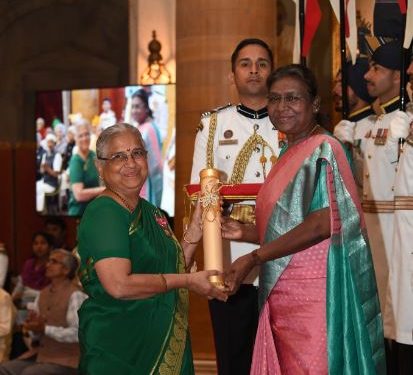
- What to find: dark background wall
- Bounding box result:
[0,0,129,274]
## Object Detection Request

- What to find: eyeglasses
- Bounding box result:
[267,93,308,106]
[98,148,148,166]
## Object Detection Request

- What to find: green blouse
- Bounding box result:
[78,197,194,375]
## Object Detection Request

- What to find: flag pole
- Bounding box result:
[299,0,306,66]
[398,5,410,161]
[339,0,349,119]
[399,9,408,112]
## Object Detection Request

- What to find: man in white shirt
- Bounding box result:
[191,38,280,375]
[384,48,413,375]
[36,133,63,213]
[98,98,116,131]
[333,57,376,198]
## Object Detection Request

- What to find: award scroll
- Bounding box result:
[199,168,224,289]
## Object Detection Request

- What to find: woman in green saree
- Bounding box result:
[77,123,227,375]
[222,65,385,374]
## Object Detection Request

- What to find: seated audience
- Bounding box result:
[12,232,52,326]
[35,118,46,141]
[44,217,67,250]
[0,288,15,363]
[36,134,63,213]
[54,124,68,156]
[0,250,87,375]
[62,126,76,172]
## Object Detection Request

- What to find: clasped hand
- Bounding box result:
[220,216,258,295]
[23,311,46,334]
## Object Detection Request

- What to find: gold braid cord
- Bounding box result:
[206,112,218,169]
[230,133,277,184]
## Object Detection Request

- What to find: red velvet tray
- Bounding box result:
[184,183,263,202]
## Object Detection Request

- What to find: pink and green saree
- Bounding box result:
[252,134,385,374]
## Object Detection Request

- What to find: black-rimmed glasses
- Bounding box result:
[267,93,308,106]
[98,148,148,167]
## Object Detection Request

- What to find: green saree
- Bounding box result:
[78,197,194,375]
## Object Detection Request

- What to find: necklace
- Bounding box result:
[288,124,321,146]
[309,124,321,136]
[106,186,137,212]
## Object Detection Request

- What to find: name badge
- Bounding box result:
[219,139,238,146]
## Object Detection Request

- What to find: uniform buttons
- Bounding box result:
[395,167,398,172]
[254,124,259,131]
[226,155,230,160]
[365,173,369,178]
[367,154,372,159]
[255,147,260,153]
[363,192,367,196]
[255,171,260,177]
[391,187,394,191]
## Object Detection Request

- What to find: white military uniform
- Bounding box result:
[383,102,413,345]
[362,97,400,337]
[191,104,280,284]
[347,106,376,198]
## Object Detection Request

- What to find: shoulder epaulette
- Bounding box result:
[201,103,232,119]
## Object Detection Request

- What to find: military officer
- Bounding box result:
[361,39,405,329]
[190,38,280,375]
[385,50,413,375]
[333,57,376,198]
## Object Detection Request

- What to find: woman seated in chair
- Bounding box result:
[12,231,52,326]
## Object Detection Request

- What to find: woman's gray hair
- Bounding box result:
[96,123,146,159]
[51,249,79,280]
[74,119,91,136]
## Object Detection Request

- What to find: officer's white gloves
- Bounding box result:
[333,120,356,144]
[389,110,413,140]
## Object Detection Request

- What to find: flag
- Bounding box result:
[404,0,413,48]
[302,0,322,57]
[329,0,358,63]
[346,0,358,63]
[398,0,407,13]
[292,0,301,63]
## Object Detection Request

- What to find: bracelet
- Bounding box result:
[250,249,263,266]
[183,230,199,245]
[159,274,168,293]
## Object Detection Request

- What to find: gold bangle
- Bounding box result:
[159,274,168,292]
[183,230,199,245]
[250,249,263,266]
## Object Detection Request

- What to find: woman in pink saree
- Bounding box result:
[222,65,385,374]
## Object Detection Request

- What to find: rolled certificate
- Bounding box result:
[199,168,224,289]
